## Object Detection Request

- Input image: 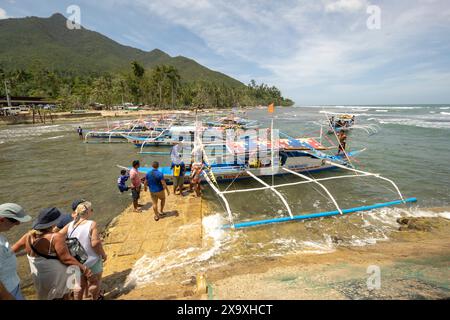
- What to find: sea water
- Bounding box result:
[1,105,449,286]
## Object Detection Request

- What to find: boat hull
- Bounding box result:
[134,156,338,185]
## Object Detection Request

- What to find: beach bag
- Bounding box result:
[173,165,181,177]
[65,222,88,264]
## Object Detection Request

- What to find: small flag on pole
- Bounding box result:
[268,102,274,113]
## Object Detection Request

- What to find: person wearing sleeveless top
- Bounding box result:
[12,207,93,300]
[59,201,107,300]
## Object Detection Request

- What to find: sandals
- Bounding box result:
[154,214,160,221]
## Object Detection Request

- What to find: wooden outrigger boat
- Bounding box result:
[321,111,380,135]
[120,119,416,229]
[84,115,185,143]
[205,116,259,130]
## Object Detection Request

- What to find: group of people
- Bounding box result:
[117,141,204,221]
[0,200,106,300]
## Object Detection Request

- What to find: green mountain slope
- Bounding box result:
[0,13,243,87]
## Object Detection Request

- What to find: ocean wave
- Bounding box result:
[376,110,389,112]
[376,118,450,129]
[440,112,450,116]
[45,135,65,140]
[317,106,425,110]
[440,107,450,110]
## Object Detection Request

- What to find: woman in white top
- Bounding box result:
[13,207,93,300]
[60,201,107,300]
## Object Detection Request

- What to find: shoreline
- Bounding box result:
[0,107,250,126]
[99,203,450,300]
[18,198,450,300]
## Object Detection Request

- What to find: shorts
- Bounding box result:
[151,190,166,203]
[90,259,103,275]
[118,185,129,193]
[131,187,141,201]
[173,175,184,187]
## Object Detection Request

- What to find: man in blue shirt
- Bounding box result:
[144,161,170,221]
[117,170,130,193]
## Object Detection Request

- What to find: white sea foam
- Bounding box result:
[319,106,424,110]
[125,214,230,288]
[440,107,450,110]
[46,135,65,140]
[376,118,450,129]
[440,112,450,116]
[376,109,389,112]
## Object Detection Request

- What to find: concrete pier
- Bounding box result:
[101,189,207,299]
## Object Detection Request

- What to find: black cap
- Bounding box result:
[56,213,73,229]
[32,207,63,230]
[71,199,86,211]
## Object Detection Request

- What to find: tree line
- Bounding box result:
[0,62,294,109]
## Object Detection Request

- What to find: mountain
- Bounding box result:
[0,13,243,87]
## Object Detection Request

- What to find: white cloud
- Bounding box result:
[0,8,9,19]
[324,0,368,13]
[105,0,450,103]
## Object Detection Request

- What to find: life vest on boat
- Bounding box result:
[249,159,261,168]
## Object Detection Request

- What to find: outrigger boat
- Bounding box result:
[84,115,187,143]
[205,115,259,130]
[120,118,416,229]
[321,111,380,135]
[326,113,355,134]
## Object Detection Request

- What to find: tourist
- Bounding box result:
[144,161,170,221]
[59,201,107,300]
[171,161,186,195]
[171,139,185,195]
[12,207,93,300]
[337,131,347,155]
[170,138,184,164]
[117,169,130,193]
[0,203,32,300]
[52,199,85,232]
[189,162,203,197]
[279,151,288,166]
[77,126,83,140]
[130,160,143,212]
[53,213,73,232]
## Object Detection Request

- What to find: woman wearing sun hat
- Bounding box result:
[0,203,31,300]
[60,201,107,300]
[12,207,93,300]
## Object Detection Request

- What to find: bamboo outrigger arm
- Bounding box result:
[202,170,235,228]
[324,160,405,202]
[282,167,343,215]
[246,170,294,219]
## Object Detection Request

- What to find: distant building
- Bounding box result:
[0,96,59,116]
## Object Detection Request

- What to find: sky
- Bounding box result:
[1,0,450,105]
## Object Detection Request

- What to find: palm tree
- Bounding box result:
[152,65,166,107]
[165,66,181,108]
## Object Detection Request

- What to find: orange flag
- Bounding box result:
[268,103,274,113]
